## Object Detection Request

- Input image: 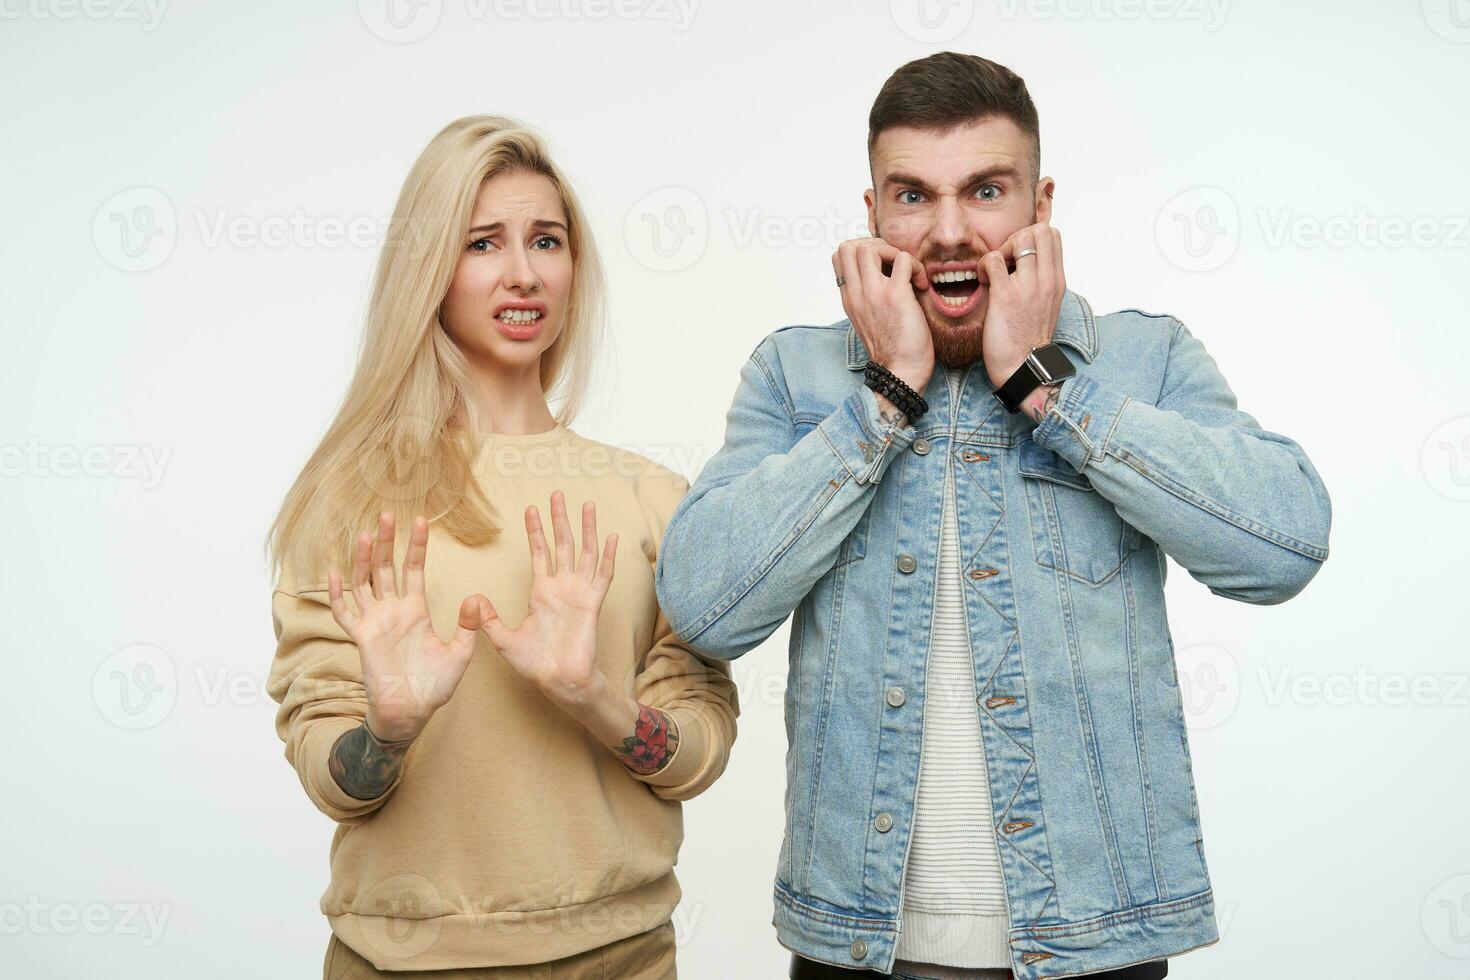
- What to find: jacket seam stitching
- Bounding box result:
[1104,445,1329,559]
[679,468,851,645]
[1011,888,1214,940]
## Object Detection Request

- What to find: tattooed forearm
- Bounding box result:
[1023,382,1064,424]
[878,405,909,430]
[328,722,414,800]
[872,390,910,430]
[612,704,681,775]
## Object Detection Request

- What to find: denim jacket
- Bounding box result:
[655,290,1331,978]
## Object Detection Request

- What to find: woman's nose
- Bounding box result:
[502,246,539,292]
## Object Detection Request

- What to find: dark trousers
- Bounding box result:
[789,953,1168,980]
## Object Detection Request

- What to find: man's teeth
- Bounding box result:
[932,269,977,283]
[937,293,969,307]
[498,309,541,323]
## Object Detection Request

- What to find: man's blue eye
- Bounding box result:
[976,185,1000,201]
[899,190,923,205]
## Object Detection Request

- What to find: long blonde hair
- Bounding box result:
[265,115,606,586]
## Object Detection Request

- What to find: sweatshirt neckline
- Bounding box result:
[453,422,572,446]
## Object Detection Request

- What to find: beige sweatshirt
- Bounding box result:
[267,423,739,971]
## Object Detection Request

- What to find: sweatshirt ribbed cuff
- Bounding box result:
[629,703,709,791]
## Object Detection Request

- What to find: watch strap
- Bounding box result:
[995,342,1076,414]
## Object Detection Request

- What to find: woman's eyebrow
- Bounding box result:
[466,219,569,235]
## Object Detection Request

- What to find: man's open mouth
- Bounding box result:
[928,266,982,317]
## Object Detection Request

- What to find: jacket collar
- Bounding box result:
[845,288,1097,371]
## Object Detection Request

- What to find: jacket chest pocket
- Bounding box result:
[1018,435,1138,585]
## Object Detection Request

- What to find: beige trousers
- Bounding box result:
[323,921,677,979]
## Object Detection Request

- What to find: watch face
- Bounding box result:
[1032,344,1076,382]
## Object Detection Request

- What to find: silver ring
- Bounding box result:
[835,275,847,287]
[1015,248,1038,260]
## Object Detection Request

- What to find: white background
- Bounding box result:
[4,0,1469,977]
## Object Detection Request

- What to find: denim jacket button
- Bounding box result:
[912,437,931,455]
[897,554,918,574]
[886,687,907,707]
[850,939,869,960]
[873,812,893,832]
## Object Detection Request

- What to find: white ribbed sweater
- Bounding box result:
[894,371,1012,975]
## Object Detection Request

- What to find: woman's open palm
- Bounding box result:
[327,512,488,741]
[479,491,618,706]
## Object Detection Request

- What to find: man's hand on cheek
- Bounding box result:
[979,221,1067,389]
[832,237,935,397]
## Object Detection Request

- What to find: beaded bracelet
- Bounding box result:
[863,361,929,423]
[866,364,925,418]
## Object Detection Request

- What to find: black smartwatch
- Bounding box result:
[994,342,1076,414]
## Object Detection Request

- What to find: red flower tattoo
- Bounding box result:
[616,704,680,775]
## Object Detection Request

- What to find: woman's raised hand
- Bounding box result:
[327,512,488,742]
[478,491,618,708]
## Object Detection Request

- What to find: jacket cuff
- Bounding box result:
[1030,373,1130,474]
[817,385,917,486]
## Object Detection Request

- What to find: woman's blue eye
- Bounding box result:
[532,234,563,250]
[467,237,495,253]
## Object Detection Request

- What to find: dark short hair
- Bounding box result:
[868,52,1041,186]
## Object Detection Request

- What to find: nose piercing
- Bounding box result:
[530,279,543,291]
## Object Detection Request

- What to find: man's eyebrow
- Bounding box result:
[881,165,1022,195]
[466,219,569,235]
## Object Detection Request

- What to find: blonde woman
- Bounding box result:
[264,116,738,979]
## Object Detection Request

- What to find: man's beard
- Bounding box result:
[926,303,986,369]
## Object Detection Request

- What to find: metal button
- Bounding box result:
[912,437,931,455]
[851,939,869,960]
[896,554,917,574]
[874,812,893,832]
[886,687,907,707]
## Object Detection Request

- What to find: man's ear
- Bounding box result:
[864,188,878,238]
[1035,177,1056,224]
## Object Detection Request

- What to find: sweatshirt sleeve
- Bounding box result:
[267,574,404,823]
[628,460,741,802]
